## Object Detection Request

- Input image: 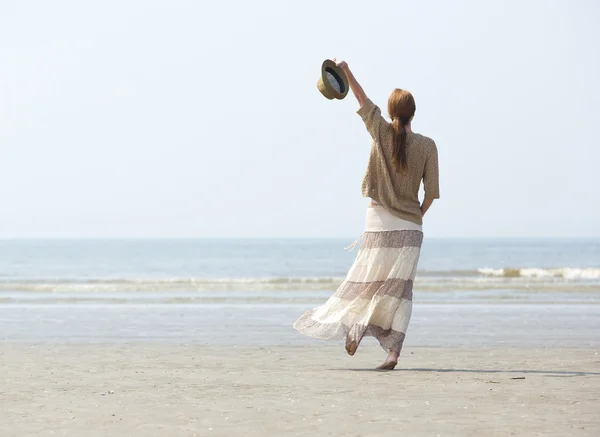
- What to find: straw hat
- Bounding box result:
[317,59,349,100]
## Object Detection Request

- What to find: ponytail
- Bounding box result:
[392,117,409,172]
[388,88,416,171]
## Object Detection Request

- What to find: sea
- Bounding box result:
[1,238,599,347]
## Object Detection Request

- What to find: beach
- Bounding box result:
[2,343,599,437]
[2,302,600,437]
[1,239,600,436]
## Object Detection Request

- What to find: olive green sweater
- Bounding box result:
[357,99,440,226]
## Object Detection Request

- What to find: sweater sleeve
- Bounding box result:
[356,99,388,142]
[423,142,440,199]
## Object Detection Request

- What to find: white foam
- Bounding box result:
[477,267,600,280]
[477,268,505,277]
[0,277,346,292]
[2,268,600,294]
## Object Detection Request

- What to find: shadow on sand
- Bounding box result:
[334,368,600,376]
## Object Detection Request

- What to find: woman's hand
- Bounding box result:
[332,58,366,107]
[333,58,349,71]
[421,198,434,217]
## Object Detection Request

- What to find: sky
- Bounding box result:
[1,0,599,238]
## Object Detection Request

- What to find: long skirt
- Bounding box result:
[293,204,423,354]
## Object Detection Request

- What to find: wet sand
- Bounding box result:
[3,303,599,347]
[2,343,599,437]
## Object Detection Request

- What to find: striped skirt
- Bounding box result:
[293,204,423,354]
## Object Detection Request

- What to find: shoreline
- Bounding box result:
[2,302,599,347]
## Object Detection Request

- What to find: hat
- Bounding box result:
[317,59,349,100]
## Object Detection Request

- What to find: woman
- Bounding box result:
[294,59,440,370]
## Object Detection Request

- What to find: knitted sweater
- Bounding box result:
[357,99,440,226]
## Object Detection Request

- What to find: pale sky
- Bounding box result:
[1,0,599,238]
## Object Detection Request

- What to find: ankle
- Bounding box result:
[387,352,399,362]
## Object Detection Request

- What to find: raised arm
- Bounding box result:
[334,59,368,107]
[335,59,388,141]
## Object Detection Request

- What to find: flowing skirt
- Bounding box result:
[293,204,423,354]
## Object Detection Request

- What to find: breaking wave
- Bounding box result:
[0,267,599,293]
[0,277,344,292]
[477,267,600,280]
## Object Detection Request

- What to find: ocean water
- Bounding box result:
[1,238,599,345]
[1,238,599,298]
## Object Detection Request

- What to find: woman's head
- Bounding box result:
[388,89,416,171]
[388,89,416,123]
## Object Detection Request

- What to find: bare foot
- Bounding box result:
[345,341,358,356]
[375,361,397,371]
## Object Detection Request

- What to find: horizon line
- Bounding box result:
[1,236,599,240]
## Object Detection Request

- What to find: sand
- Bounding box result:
[1,343,599,437]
